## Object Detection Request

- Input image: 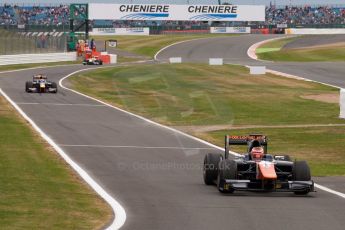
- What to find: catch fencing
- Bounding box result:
[0,30,68,55]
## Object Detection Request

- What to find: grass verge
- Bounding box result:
[0,95,112,228]
[257,37,345,62]
[69,63,345,176]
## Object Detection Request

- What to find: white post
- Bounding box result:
[249,66,266,75]
[209,58,223,65]
[169,57,182,63]
[340,88,345,119]
[110,54,117,64]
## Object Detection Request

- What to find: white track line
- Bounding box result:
[246,35,341,89]
[154,36,236,61]
[16,102,106,107]
[246,36,294,60]
[60,55,345,200]
[0,61,150,230]
[247,37,345,199]
[0,88,126,230]
[314,184,345,199]
[266,69,341,89]
[59,69,240,158]
[60,144,215,150]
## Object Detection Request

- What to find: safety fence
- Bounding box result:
[0,30,68,55]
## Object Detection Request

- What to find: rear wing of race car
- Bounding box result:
[224,134,268,159]
[33,74,47,81]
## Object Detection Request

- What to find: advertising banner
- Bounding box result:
[89,4,265,21]
[210,27,251,33]
[285,28,345,35]
[90,27,150,36]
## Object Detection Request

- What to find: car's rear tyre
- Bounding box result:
[293,160,311,195]
[203,153,222,185]
[217,159,237,193]
[25,81,29,92]
[51,82,58,93]
[99,61,103,65]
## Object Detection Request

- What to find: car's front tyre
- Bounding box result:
[293,160,311,195]
[203,153,222,185]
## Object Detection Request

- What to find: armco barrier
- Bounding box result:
[0,52,77,66]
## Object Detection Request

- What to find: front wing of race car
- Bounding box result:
[222,179,314,192]
[82,59,102,65]
[27,84,57,93]
[27,88,57,93]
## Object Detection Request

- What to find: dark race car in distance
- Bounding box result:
[25,74,58,93]
[203,134,314,195]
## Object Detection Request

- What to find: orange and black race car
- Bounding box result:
[203,134,314,195]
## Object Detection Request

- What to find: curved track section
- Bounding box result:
[156,35,345,88]
[156,34,280,64]
[0,35,345,230]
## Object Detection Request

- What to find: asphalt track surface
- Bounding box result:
[283,35,345,49]
[156,34,345,88]
[0,35,345,230]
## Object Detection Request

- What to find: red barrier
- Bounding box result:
[100,55,110,64]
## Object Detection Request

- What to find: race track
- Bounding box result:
[1,35,345,229]
[156,34,345,88]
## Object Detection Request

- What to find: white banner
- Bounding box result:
[90,28,150,36]
[285,28,345,35]
[89,4,265,21]
[210,27,251,34]
[276,23,288,28]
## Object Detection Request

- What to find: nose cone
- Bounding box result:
[258,161,277,179]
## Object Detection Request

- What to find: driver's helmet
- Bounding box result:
[251,147,264,161]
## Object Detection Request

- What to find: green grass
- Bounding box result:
[259,37,297,49]
[255,48,281,54]
[0,96,112,228]
[0,61,81,72]
[257,37,345,62]
[68,63,345,175]
[92,34,236,58]
[117,56,144,63]
[199,127,345,176]
[69,63,343,126]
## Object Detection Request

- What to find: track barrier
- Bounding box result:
[169,57,182,63]
[249,66,266,75]
[209,58,223,65]
[109,54,117,64]
[340,89,345,119]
